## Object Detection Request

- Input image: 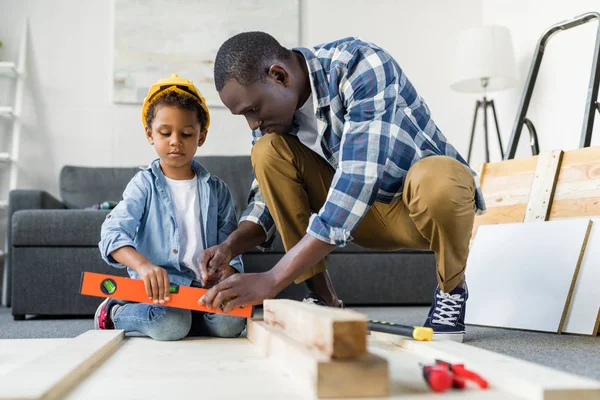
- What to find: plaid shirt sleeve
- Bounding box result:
[307,46,398,246]
[239,131,277,249]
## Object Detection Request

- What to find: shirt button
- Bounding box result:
[172,249,178,254]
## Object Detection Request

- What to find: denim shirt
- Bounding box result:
[98,159,243,287]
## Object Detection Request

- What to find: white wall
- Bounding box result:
[482,0,600,160]
[0,0,482,199]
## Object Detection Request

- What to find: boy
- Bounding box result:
[95,74,246,341]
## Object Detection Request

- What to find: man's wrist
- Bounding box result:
[264,269,282,299]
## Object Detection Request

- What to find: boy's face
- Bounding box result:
[218,68,298,136]
[145,105,206,179]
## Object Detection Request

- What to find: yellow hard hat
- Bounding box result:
[141,74,211,130]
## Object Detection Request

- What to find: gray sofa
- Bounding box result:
[5,156,437,319]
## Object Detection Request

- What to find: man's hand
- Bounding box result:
[136,263,170,304]
[199,244,233,287]
[198,272,277,312]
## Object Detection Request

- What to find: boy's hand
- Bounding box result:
[135,263,171,304]
[200,244,233,287]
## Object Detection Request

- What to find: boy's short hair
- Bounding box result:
[144,89,209,131]
[142,74,210,131]
[214,31,291,91]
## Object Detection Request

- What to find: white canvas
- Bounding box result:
[465,219,591,333]
[563,219,600,335]
[112,0,300,106]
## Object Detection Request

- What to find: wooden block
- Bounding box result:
[247,319,388,398]
[550,146,600,220]
[564,218,600,335]
[524,150,563,222]
[371,331,600,400]
[465,220,592,333]
[262,299,367,359]
[0,330,124,400]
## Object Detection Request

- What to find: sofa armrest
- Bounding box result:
[8,189,66,214]
[2,190,66,307]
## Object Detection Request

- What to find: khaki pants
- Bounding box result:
[251,134,476,293]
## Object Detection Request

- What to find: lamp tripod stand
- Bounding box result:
[466,78,504,163]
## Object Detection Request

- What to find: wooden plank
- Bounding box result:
[465,220,592,333]
[0,330,124,400]
[65,335,309,400]
[0,339,68,376]
[247,319,388,398]
[481,156,540,178]
[262,299,367,359]
[366,337,519,399]
[524,150,564,222]
[472,155,539,238]
[564,219,600,335]
[550,146,600,220]
[372,331,600,400]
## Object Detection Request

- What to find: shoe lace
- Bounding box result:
[302,297,319,305]
[432,291,465,326]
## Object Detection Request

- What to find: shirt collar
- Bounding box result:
[149,158,210,184]
[292,47,331,109]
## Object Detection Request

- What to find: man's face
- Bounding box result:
[219,75,298,135]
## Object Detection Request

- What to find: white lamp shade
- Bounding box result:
[451,26,518,93]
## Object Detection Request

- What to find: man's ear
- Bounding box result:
[145,127,154,145]
[268,64,290,87]
[198,130,208,147]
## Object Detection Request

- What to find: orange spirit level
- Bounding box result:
[80,272,252,318]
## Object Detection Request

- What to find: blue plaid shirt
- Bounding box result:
[240,37,486,247]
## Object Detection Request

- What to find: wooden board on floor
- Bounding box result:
[262,299,367,359]
[0,334,579,400]
[563,218,600,335]
[247,319,389,398]
[472,155,539,237]
[549,146,600,220]
[372,331,600,400]
[0,338,68,376]
[64,335,310,400]
[0,330,123,400]
[465,219,592,333]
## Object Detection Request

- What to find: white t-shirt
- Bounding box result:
[295,92,327,161]
[164,175,204,280]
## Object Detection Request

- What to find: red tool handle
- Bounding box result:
[421,365,452,393]
[451,364,489,389]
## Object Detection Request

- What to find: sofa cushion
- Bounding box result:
[247,231,433,255]
[60,166,141,209]
[196,156,253,218]
[12,210,108,246]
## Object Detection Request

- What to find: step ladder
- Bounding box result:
[1,20,28,306]
[504,12,600,159]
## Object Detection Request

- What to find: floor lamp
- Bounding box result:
[451,26,518,163]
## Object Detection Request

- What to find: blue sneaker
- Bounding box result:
[424,281,468,342]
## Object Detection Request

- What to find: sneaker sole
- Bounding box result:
[94,298,111,330]
[432,332,465,343]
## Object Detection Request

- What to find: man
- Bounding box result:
[198,32,485,342]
